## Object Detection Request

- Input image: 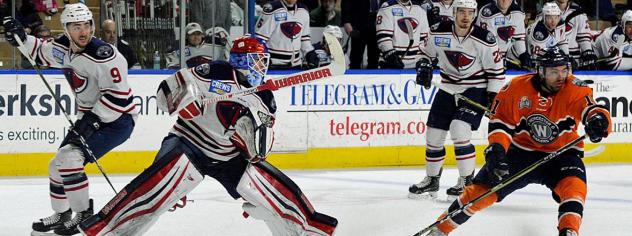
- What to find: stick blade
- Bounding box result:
[323,31,346,75]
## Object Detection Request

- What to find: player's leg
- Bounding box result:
[79,135,203,236]
[31,156,73,235]
[236,161,338,236]
[547,150,587,236]
[409,90,455,199]
[52,114,134,235]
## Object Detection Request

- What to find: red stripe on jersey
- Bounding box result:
[59,168,84,173]
[101,88,132,96]
[50,194,66,199]
[100,98,136,113]
[31,39,39,57]
[64,183,89,191]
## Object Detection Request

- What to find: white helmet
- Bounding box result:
[621,10,632,28]
[542,2,561,16]
[323,25,343,39]
[60,3,95,37]
[453,0,478,16]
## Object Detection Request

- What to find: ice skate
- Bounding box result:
[408,176,440,200]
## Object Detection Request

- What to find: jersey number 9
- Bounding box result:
[110,68,122,83]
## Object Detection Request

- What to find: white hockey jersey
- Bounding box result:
[421,21,505,93]
[22,35,138,123]
[593,26,632,71]
[421,0,454,23]
[535,2,592,60]
[526,19,569,58]
[376,0,430,68]
[165,42,230,69]
[161,61,276,161]
[476,2,526,61]
[255,1,314,68]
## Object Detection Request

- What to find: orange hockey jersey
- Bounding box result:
[488,73,612,153]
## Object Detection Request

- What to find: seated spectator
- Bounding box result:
[165,23,230,69]
[310,0,340,27]
[101,19,139,69]
[306,25,343,68]
[16,0,43,35]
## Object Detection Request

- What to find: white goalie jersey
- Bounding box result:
[376,0,430,68]
[21,35,138,122]
[594,26,632,71]
[535,2,592,60]
[421,21,505,93]
[526,19,569,58]
[255,1,314,68]
[156,61,276,162]
[476,2,526,61]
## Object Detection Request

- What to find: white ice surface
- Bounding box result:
[1,165,631,236]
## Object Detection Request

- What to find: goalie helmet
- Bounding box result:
[229,36,270,87]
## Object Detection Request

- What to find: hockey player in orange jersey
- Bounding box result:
[426,47,612,236]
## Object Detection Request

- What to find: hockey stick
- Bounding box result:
[202,32,346,105]
[14,35,118,194]
[400,18,414,61]
[413,135,587,236]
[431,80,491,117]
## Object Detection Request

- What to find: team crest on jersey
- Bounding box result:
[391,8,404,16]
[526,114,560,144]
[518,96,532,110]
[280,22,303,39]
[274,12,288,21]
[96,45,113,57]
[565,23,573,33]
[434,37,451,47]
[482,8,492,17]
[444,51,475,70]
[494,17,506,26]
[62,68,88,93]
[486,32,496,43]
[209,80,232,95]
[497,26,515,41]
[52,47,65,65]
[535,31,545,41]
[397,18,419,34]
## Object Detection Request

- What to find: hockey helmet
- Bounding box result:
[621,10,632,28]
[535,46,571,74]
[453,0,477,17]
[61,3,94,33]
[229,36,270,87]
[542,2,561,16]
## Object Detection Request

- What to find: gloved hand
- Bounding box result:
[67,111,101,146]
[585,112,609,143]
[484,143,509,185]
[580,50,598,69]
[304,50,323,69]
[415,58,433,89]
[382,49,405,69]
[518,52,532,69]
[2,16,27,47]
[428,6,441,25]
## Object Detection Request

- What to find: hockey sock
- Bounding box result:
[554,176,586,234]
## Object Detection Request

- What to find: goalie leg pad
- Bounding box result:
[79,137,203,236]
[237,161,338,236]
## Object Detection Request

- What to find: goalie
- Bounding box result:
[78,36,338,236]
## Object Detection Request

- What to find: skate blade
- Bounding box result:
[407,192,438,200]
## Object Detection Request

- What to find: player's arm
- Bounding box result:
[557,26,570,55]
[573,84,612,143]
[375,5,395,53]
[575,14,594,54]
[480,32,506,97]
[418,10,430,50]
[512,12,528,62]
[3,17,63,68]
[91,51,135,123]
[299,13,315,55]
[254,4,275,44]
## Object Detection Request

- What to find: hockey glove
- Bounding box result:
[579,50,598,70]
[484,143,509,185]
[304,50,323,69]
[382,49,405,69]
[67,111,101,146]
[518,52,532,69]
[2,16,27,47]
[585,112,609,143]
[428,6,441,25]
[415,58,433,89]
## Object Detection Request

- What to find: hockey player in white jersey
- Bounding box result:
[476,0,529,69]
[3,3,137,236]
[255,0,320,69]
[593,10,632,71]
[409,0,505,200]
[165,23,230,69]
[78,36,338,236]
[526,2,568,65]
[376,0,430,69]
[535,0,595,69]
[421,0,455,26]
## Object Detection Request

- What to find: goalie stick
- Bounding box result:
[202,32,346,105]
[13,35,118,194]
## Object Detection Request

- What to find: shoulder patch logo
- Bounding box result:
[52,47,65,65]
[274,12,288,21]
[195,63,211,75]
[482,7,492,17]
[486,32,496,43]
[535,31,545,40]
[518,96,532,110]
[209,80,232,95]
[434,37,451,47]
[263,3,273,12]
[391,8,404,17]
[96,45,113,58]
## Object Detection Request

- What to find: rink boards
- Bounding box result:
[1,70,631,176]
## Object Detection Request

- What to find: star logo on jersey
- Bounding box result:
[497,26,515,42]
[397,18,419,34]
[444,51,475,71]
[62,68,88,93]
[280,22,303,39]
[526,114,560,144]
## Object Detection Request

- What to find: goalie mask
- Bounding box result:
[229,36,270,87]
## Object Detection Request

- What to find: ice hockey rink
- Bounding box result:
[1,165,630,236]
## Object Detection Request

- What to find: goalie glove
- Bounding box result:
[230,107,275,163]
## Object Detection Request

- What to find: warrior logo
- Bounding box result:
[497,26,515,42]
[526,114,560,144]
[444,51,475,71]
[280,22,303,39]
[397,18,419,34]
[62,68,88,93]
